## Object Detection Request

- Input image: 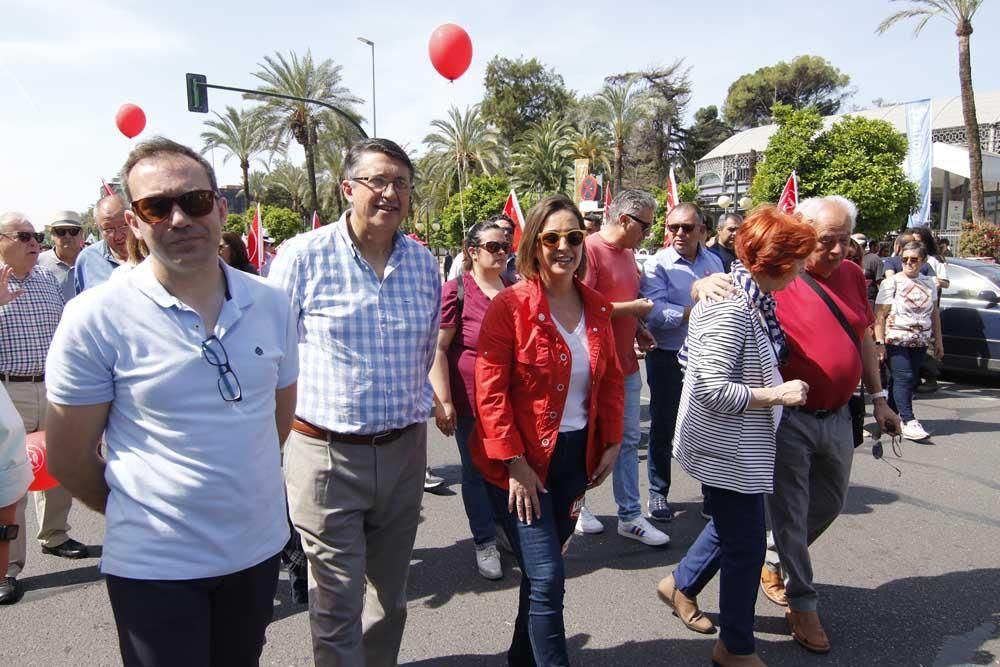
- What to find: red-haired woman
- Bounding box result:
[656,206,816,667]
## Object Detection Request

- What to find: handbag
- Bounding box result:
[801,274,867,448]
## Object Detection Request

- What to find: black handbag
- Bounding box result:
[801,274,867,448]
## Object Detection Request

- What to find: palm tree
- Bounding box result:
[594,79,647,193]
[571,125,613,180]
[877,0,986,224]
[317,143,347,219]
[512,118,576,195]
[422,105,505,198]
[249,50,363,215]
[265,160,310,214]
[200,106,270,207]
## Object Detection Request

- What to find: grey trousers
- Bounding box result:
[765,405,853,613]
[284,423,427,667]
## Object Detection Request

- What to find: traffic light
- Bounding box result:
[186,73,208,113]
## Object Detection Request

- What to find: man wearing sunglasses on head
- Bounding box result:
[38,210,84,303]
[639,203,723,523]
[43,137,299,666]
[74,194,131,293]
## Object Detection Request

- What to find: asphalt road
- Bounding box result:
[3,375,999,666]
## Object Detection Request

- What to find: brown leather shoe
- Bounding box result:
[711,639,767,667]
[760,566,787,607]
[786,609,831,653]
[657,573,717,634]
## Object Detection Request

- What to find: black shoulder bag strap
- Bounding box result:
[456,273,465,320]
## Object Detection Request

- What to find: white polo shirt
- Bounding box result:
[45,260,298,580]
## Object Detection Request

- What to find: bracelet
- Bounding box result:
[503,455,523,466]
[870,389,889,400]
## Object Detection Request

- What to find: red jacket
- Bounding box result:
[470,277,625,489]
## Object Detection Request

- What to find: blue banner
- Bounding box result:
[905,99,932,228]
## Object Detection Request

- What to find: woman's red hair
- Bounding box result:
[735,205,817,278]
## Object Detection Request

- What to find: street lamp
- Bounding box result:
[357,36,376,137]
[738,196,753,210]
[716,195,733,210]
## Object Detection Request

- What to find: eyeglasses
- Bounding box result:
[131,190,218,225]
[872,433,903,477]
[817,235,851,248]
[540,229,586,248]
[99,224,129,237]
[901,256,923,265]
[666,223,696,234]
[475,241,511,254]
[201,335,242,402]
[52,228,81,237]
[350,175,413,193]
[1,231,45,244]
[626,213,652,233]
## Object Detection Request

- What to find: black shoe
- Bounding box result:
[0,577,23,605]
[423,468,445,491]
[915,381,939,394]
[289,567,308,604]
[41,538,89,559]
[647,497,674,522]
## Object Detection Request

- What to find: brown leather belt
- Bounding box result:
[292,417,414,446]
[1,373,44,383]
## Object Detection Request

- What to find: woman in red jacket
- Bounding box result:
[470,194,625,666]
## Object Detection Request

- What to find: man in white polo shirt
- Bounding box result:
[44,137,298,666]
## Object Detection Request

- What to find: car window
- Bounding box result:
[942,265,993,300]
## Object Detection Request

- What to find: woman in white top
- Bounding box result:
[875,240,943,441]
[657,206,817,667]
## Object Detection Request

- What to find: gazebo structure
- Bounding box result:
[695,91,1000,236]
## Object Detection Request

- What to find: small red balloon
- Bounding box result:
[116,103,146,139]
[26,431,59,492]
[428,24,473,81]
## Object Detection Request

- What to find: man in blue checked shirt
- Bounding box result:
[270,138,441,667]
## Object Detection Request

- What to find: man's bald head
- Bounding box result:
[96,194,129,259]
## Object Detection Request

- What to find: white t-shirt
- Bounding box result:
[554,316,591,432]
[876,272,939,347]
[0,386,31,507]
[46,260,298,579]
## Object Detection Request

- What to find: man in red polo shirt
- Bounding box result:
[696,195,900,654]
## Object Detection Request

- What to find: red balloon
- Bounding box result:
[115,103,146,139]
[26,432,59,492]
[428,24,473,81]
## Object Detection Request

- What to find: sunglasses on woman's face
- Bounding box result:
[475,241,511,254]
[52,228,81,237]
[1,231,45,243]
[540,229,585,248]
[130,190,218,225]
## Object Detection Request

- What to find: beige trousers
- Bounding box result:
[284,423,426,667]
[3,380,74,577]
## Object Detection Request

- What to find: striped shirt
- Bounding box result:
[0,265,64,376]
[269,211,441,433]
[673,291,781,495]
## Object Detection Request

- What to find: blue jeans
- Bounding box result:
[455,416,496,545]
[645,348,683,500]
[673,485,766,656]
[887,345,927,421]
[612,371,642,521]
[487,429,588,667]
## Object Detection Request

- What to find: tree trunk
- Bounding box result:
[613,141,623,194]
[241,158,251,211]
[957,26,986,224]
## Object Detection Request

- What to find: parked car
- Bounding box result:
[938,257,1000,377]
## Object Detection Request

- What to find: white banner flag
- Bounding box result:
[905,99,932,228]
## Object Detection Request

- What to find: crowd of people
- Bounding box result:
[0,132,949,666]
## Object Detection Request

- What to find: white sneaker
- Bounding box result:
[574,505,605,535]
[618,516,670,547]
[475,543,503,580]
[901,419,930,441]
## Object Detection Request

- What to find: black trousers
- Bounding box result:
[645,348,684,499]
[105,553,281,667]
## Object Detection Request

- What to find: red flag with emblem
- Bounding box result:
[503,189,526,251]
[311,210,321,230]
[776,171,798,214]
[247,203,264,271]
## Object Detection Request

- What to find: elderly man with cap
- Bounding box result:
[0,211,91,606]
[38,210,84,303]
[75,194,130,293]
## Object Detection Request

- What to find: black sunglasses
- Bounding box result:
[1,231,45,243]
[667,223,696,234]
[474,241,511,254]
[131,190,218,225]
[540,230,586,248]
[201,336,242,402]
[625,213,652,232]
[52,228,81,237]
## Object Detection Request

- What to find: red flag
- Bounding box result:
[311,210,321,230]
[602,182,612,224]
[248,203,264,271]
[503,189,526,252]
[664,166,679,217]
[101,179,115,197]
[776,171,798,214]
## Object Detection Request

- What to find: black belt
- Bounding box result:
[1,373,44,383]
[292,417,415,446]
[791,405,840,419]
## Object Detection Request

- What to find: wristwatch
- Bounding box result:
[0,524,19,541]
[870,389,889,401]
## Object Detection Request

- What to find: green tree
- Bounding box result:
[877,0,987,224]
[200,106,271,205]
[264,160,310,215]
[225,213,245,235]
[480,56,574,146]
[748,104,824,204]
[571,125,612,178]
[511,118,575,196]
[422,105,504,202]
[434,174,511,249]
[239,205,303,244]
[682,106,735,171]
[594,79,648,193]
[248,50,363,215]
[723,55,852,129]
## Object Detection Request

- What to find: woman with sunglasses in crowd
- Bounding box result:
[429,220,514,580]
[874,240,943,441]
[469,194,624,666]
[218,232,258,275]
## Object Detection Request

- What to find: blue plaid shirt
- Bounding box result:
[269,211,441,433]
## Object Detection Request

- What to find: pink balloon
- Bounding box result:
[116,103,146,139]
[428,24,473,81]
[26,431,59,492]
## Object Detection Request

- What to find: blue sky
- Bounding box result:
[1,0,998,229]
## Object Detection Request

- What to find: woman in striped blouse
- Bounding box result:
[656,206,816,667]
